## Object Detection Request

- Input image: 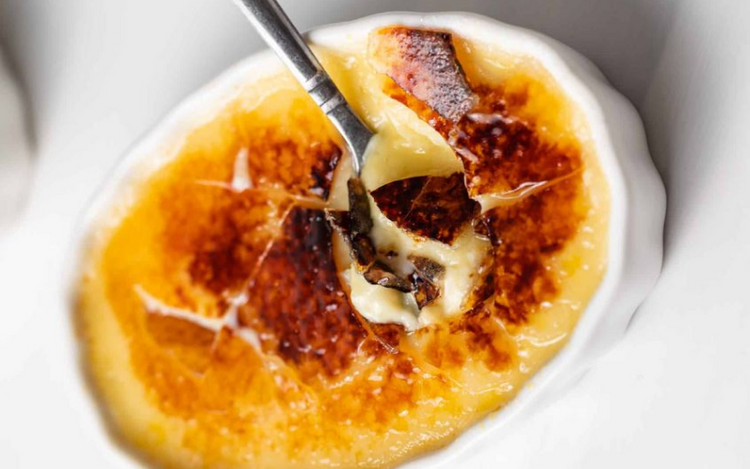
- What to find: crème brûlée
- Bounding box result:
[76,25,610,469]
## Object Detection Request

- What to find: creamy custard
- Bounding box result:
[345,204,491,329]
[76,26,609,469]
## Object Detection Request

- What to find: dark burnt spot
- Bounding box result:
[371,173,480,244]
[370,27,476,122]
[309,147,341,200]
[239,207,367,378]
[370,177,424,219]
[165,120,341,297]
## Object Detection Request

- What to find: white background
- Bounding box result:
[1,0,749,467]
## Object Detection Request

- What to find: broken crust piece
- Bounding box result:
[325,210,376,266]
[409,255,445,309]
[370,172,480,245]
[327,177,413,293]
[328,207,446,304]
[326,209,409,290]
[327,178,453,304]
[364,260,413,292]
[370,27,583,202]
[369,26,477,122]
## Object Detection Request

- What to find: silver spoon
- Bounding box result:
[232,0,374,175]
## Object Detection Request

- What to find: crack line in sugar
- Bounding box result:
[192,181,329,210]
[134,284,319,408]
[133,284,262,351]
[477,167,583,213]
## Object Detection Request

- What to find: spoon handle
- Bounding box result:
[233,0,373,174]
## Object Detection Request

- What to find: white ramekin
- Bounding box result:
[69,12,665,469]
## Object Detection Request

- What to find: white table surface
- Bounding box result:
[1,0,749,467]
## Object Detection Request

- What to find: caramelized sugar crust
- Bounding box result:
[79,27,603,469]
[454,87,581,197]
[238,207,367,378]
[239,125,342,199]
[482,179,582,324]
[168,122,342,295]
[369,27,476,122]
[184,190,287,294]
[370,172,480,244]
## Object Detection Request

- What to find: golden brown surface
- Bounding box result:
[76,26,609,469]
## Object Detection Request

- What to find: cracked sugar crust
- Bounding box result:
[76,28,607,469]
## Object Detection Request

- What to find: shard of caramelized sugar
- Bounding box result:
[369,26,477,122]
[329,177,415,293]
[382,78,585,322]
[347,177,374,235]
[326,209,378,266]
[409,255,445,309]
[363,259,414,292]
[370,172,480,244]
[409,255,445,282]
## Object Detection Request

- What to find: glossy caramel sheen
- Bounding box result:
[76,29,610,469]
